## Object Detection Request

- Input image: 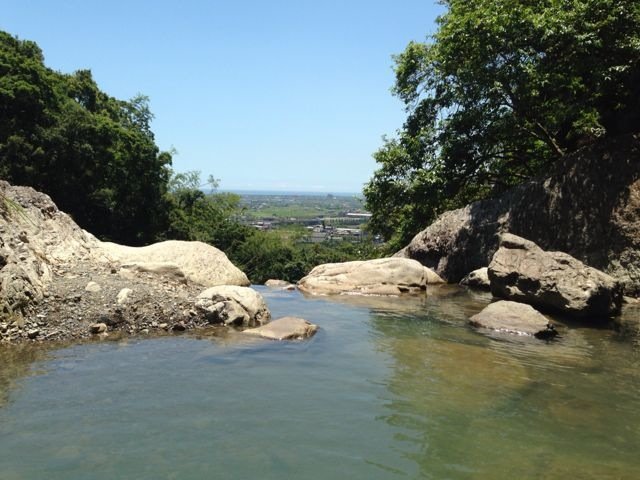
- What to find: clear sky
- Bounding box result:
[2,0,443,193]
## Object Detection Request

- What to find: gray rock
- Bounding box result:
[197,300,250,326]
[298,257,444,296]
[27,328,39,339]
[243,316,318,340]
[265,279,296,290]
[116,288,133,305]
[89,323,108,334]
[102,240,249,287]
[489,233,623,318]
[197,286,270,326]
[397,134,640,295]
[265,279,292,288]
[460,267,490,290]
[469,300,557,338]
[85,281,101,293]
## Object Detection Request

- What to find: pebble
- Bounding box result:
[27,329,39,339]
[89,323,108,334]
[116,288,133,305]
[85,281,102,293]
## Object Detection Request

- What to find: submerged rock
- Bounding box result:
[460,267,490,290]
[469,300,557,339]
[243,316,318,340]
[489,233,623,318]
[298,257,444,296]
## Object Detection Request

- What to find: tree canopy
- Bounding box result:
[0,31,172,244]
[364,0,640,249]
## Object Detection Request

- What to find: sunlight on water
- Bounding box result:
[0,287,639,479]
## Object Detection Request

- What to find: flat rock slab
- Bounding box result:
[298,257,444,296]
[243,317,318,340]
[489,233,623,318]
[469,300,558,339]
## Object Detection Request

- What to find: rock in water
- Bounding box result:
[460,267,490,290]
[196,286,271,327]
[469,300,557,339]
[243,317,318,340]
[298,257,444,296]
[265,279,296,290]
[489,233,623,318]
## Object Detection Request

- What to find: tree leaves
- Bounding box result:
[365,0,640,250]
[0,31,173,244]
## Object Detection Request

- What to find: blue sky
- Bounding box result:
[2,0,443,193]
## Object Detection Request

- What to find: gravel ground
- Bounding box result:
[1,259,223,344]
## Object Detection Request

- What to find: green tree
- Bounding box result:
[165,169,253,252]
[0,31,173,244]
[365,0,640,250]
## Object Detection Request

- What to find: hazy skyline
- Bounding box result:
[3,0,443,193]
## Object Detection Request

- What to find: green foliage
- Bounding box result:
[365,0,640,249]
[229,231,381,284]
[0,31,173,244]
[164,170,253,252]
[163,170,382,283]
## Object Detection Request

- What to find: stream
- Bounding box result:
[1,286,639,479]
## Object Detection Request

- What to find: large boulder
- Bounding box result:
[489,234,623,318]
[0,181,251,336]
[469,300,558,338]
[0,181,103,318]
[101,240,249,287]
[243,316,318,340]
[298,257,444,296]
[397,134,640,295]
[196,285,271,327]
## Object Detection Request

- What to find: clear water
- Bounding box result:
[1,286,639,479]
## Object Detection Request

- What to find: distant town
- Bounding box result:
[235,192,378,243]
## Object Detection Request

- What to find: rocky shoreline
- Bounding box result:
[0,181,310,345]
[1,178,638,346]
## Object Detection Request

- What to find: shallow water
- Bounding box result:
[1,286,639,479]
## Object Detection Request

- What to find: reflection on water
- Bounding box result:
[368,294,640,479]
[0,344,51,408]
[0,287,639,479]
